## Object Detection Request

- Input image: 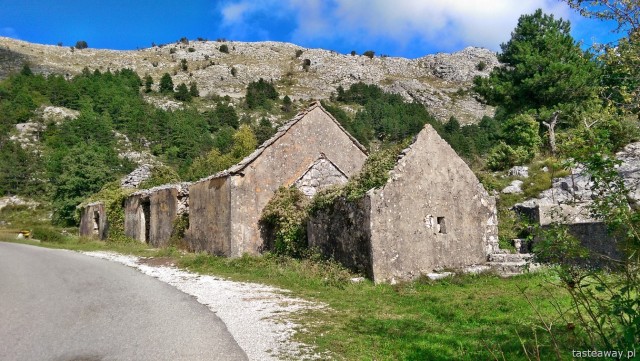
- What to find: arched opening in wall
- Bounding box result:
[92,211,100,236]
[437,217,447,234]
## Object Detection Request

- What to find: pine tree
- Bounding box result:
[473,9,599,117]
[174,83,192,102]
[144,75,153,93]
[159,73,174,93]
[189,82,199,97]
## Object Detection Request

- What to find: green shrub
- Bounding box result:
[487,142,531,170]
[219,44,229,53]
[245,78,279,109]
[344,141,408,200]
[295,49,303,58]
[169,213,189,249]
[363,50,375,58]
[260,187,309,257]
[138,166,180,189]
[32,226,68,243]
[79,181,135,243]
[74,40,88,49]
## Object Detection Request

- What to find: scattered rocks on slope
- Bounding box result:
[502,180,523,194]
[0,37,498,124]
[507,166,529,178]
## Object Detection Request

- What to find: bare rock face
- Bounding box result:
[39,105,79,124]
[0,196,38,212]
[0,37,498,124]
[515,141,640,224]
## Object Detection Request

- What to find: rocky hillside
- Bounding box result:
[0,37,497,124]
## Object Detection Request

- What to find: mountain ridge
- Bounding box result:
[0,36,497,124]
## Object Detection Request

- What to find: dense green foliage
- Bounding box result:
[474,9,599,118]
[333,82,433,146]
[0,66,267,224]
[245,78,278,109]
[260,187,310,257]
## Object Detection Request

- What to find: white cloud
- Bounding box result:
[0,27,19,39]
[217,0,579,54]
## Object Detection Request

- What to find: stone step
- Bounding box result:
[487,260,539,276]
[488,253,534,263]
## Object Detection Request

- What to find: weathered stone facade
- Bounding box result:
[308,124,499,284]
[78,202,108,240]
[186,102,368,256]
[124,183,190,247]
[294,156,349,197]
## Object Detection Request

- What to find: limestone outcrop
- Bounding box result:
[0,37,497,124]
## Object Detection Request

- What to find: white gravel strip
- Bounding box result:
[82,251,326,361]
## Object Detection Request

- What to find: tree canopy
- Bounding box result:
[473,9,600,120]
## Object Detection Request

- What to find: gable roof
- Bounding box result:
[197,101,367,182]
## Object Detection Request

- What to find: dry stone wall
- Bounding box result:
[294,157,348,197]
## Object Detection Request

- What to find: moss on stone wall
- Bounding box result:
[79,181,135,243]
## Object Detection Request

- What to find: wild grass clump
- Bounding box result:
[31,226,70,243]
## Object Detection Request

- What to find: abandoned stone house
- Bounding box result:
[308,124,499,284]
[186,101,368,257]
[123,183,190,247]
[78,201,108,240]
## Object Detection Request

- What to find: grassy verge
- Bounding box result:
[1,230,580,360]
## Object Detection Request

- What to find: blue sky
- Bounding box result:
[0,0,621,58]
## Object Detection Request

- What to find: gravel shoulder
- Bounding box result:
[83,251,326,361]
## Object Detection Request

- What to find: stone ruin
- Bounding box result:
[77,102,539,283]
[124,183,190,247]
[308,124,501,283]
[186,102,368,256]
[78,202,107,240]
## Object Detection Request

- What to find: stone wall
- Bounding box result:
[294,156,348,197]
[308,196,373,277]
[78,202,107,240]
[308,125,498,284]
[149,187,178,248]
[186,176,232,255]
[186,103,368,257]
[124,193,149,242]
[124,183,189,247]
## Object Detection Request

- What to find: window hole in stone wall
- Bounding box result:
[437,216,447,234]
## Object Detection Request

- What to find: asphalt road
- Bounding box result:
[0,242,248,361]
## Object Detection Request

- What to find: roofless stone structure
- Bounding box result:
[124,183,190,247]
[78,201,108,240]
[308,124,499,283]
[186,102,368,257]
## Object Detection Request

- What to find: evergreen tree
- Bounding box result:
[245,78,279,109]
[174,83,192,102]
[282,95,293,113]
[189,82,199,97]
[144,75,153,93]
[159,73,174,93]
[473,9,599,118]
